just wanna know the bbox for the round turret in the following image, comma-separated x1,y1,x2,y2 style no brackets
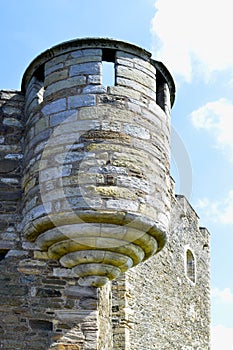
21,38,175,287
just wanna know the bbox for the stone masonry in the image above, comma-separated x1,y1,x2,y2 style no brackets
0,38,210,349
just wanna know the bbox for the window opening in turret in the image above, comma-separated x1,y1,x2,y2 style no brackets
34,64,45,104
156,69,167,111
102,48,116,86
186,249,196,283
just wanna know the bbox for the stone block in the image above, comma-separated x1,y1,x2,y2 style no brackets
50,110,78,127
88,75,101,84
71,48,102,58
34,115,49,135
6,250,29,257
108,86,141,100
44,76,86,97
0,159,19,173
42,98,66,115
122,123,150,140
3,117,22,128
0,285,28,297
135,62,156,78
69,62,101,77
36,288,62,298
68,94,96,109
45,69,68,87
64,285,97,298
45,53,69,69
82,85,107,94
116,77,156,100
2,105,22,115
46,62,64,75
106,198,138,211
117,65,156,90
116,58,134,68
65,55,102,67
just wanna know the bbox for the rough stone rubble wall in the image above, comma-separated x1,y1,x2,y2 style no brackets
0,91,24,257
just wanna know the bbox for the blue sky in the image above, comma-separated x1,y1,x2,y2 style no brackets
1,1,233,348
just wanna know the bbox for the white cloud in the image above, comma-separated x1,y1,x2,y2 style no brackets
151,0,233,82
196,197,218,221
191,99,233,224
196,191,233,225
211,325,233,350
219,191,233,224
190,98,233,162
212,288,233,304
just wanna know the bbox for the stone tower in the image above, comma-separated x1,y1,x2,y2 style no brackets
0,38,210,349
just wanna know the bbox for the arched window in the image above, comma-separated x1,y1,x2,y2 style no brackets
186,249,196,283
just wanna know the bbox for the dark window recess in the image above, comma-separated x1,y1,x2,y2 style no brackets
0,250,9,261
102,48,116,86
156,69,167,111
29,319,53,331
186,249,196,283
34,64,45,82
34,64,45,104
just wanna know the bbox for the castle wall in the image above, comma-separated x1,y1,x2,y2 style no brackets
0,90,24,258
112,195,210,350
0,38,210,350
0,256,100,349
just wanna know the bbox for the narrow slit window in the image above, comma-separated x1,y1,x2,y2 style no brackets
34,64,45,104
102,48,116,86
156,69,166,111
186,249,196,283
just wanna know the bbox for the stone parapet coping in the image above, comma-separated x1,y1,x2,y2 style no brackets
21,37,175,105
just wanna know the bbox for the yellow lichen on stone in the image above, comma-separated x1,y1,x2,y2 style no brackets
93,186,137,200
